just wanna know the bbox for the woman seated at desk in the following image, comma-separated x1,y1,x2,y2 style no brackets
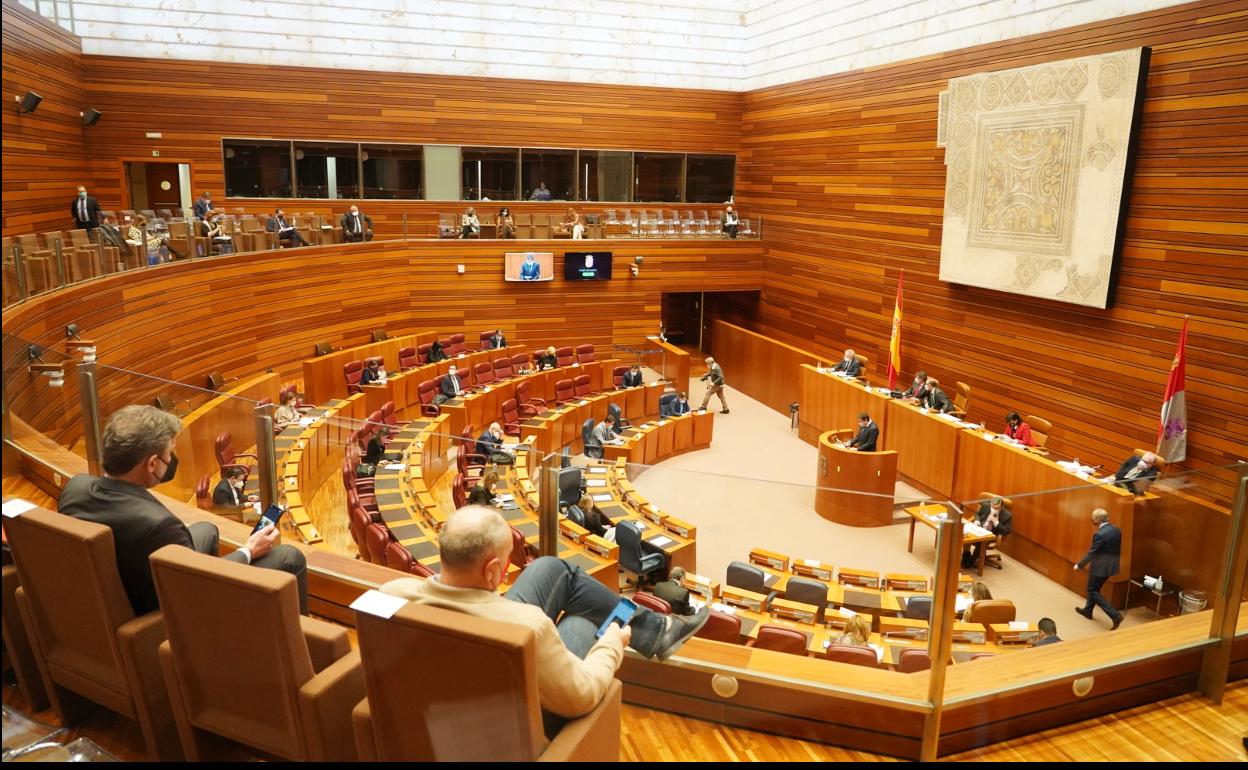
467,471,500,506
274,391,300,431
1004,412,1036,447
829,614,871,647
427,339,449,363
564,494,615,541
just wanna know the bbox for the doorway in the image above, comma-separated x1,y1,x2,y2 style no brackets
125,162,192,214
661,292,704,349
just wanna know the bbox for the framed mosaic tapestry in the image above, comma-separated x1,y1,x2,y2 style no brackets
937,48,1147,309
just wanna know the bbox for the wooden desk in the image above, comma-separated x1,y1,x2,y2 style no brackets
798,365,891,446
816,429,898,527
902,503,996,576
607,410,714,469
302,332,436,404
645,336,691,388
883,399,962,498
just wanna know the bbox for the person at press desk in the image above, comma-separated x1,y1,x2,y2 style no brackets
963,496,1012,569
830,349,862,377
1004,411,1036,447
620,364,644,389
920,377,955,413
842,412,879,452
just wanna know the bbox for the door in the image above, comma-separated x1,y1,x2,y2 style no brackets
125,162,186,213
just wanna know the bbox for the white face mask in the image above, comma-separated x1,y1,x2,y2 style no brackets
232,479,244,490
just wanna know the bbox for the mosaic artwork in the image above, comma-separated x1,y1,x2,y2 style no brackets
937,49,1144,309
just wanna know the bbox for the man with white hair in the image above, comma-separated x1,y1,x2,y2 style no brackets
1110,451,1159,495
699,356,728,414
381,506,708,726
1073,508,1123,630
830,349,862,377
341,205,373,243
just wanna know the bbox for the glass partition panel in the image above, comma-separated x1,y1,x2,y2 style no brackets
223,139,293,198
521,148,576,201
424,145,462,200
362,144,423,199
686,154,735,203
578,150,632,202
462,147,519,201
295,141,360,199
634,152,683,201
3,333,83,455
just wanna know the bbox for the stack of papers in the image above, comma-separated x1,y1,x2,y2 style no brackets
964,523,991,538
2,499,36,518
1008,621,1029,630
495,493,515,503
648,535,675,548
298,416,316,426
1056,460,1097,475
955,594,972,613
592,493,613,502
836,606,857,618
711,602,737,616
382,462,405,471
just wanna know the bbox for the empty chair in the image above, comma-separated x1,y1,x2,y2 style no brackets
897,648,932,673
573,374,592,398
6,507,183,760
493,356,514,379
448,333,466,355
344,360,364,394
352,602,620,761
962,599,1017,626
1,563,49,710
555,346,575,367
1025,414,1052,448
782,576,828,622
554,378,576,405
383,541,435,578
607,402,629,429
515,380,545,415
824,644,879,668
149,546,362,761
475,361,497,386
747,625,807,657
511,352,529,371
478,330,495,349
575,344,595,363
950,381,972,416
615,520,663,588
452,473,468,509
215,431,257,479
632,592,671,615
612,366,629,388
417,343,432,364
694,610,743,644
582,418,602,460
509,526,537,569
365,523,391,565
500,398,522,436
417,379,440,417
725,560,777,608
398,346,419,369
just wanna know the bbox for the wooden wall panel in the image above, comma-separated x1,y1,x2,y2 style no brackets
1,0,90,237
735,0,1248,505
2,239,763,443
74,55,743,234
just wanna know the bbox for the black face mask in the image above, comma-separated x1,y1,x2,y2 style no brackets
158,453,179,483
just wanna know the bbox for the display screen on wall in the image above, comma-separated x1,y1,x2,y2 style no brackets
564,252,613,280
504,252,554,282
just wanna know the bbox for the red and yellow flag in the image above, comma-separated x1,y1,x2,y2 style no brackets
887,271,904,390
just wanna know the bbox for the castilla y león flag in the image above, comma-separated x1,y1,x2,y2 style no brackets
1157,319,1188,462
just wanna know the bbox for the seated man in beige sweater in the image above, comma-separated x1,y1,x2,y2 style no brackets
381,506,708,728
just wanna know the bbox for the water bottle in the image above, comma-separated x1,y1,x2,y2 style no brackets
1157,575,1163,591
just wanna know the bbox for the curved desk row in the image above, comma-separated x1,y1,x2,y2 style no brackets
302,332,437,404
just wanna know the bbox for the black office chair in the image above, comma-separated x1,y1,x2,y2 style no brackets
582,418,602,459
903,596,933,621
725,560,777,609
608,402,629,429
658,392,679,417
560,446,572,469
616,520,664,589
783,576,829,623
564,504,586,528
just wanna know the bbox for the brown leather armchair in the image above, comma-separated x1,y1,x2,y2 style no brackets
352,601,621,761
150,545,363,761
7,506,182,761
962,599,1017,627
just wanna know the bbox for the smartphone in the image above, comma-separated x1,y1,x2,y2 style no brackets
252,503,286,534
595,597,638,639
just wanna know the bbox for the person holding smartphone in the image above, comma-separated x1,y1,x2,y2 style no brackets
381,506,708,731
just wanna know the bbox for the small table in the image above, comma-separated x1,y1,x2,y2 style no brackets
1125,576,1178,618
902,503,996,576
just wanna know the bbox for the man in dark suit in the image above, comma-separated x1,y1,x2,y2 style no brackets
485,329,507,349
440,367,464,400
621,364,643,388
341,205,374,243
1074,508,1123,630
1110,451,1159,495
670,392,692,416
830,349,862,377
921,377,954,413
844,411,879,451
476,422,503,459
964,496,1012,568
212,466,256,508
1033,617,1061,646
57,404,307,616
359,359,382,386
98,215,126,249
70,185,102,234
266,208,308,247
900,370,928,402
192,191,214,220
653,566,696,616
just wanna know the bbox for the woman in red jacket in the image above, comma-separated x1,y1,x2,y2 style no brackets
1005,411,1036,446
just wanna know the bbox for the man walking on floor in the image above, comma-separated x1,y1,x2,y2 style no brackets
699,356,729,414
1073,508,1123,630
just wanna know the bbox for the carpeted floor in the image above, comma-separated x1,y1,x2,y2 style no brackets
627,374,1146,642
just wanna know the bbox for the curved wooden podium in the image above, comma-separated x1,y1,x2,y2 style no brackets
815,429,898,527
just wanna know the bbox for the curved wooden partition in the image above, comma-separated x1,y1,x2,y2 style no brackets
815,429,898,527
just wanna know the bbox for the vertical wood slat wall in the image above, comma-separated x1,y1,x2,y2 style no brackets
734,0,1248,500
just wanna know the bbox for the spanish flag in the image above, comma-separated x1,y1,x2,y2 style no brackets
1157,318,1188,462
887,271,903,390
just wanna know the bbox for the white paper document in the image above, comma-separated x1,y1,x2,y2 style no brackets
592,493,613,502
350,590,408,619
2,498,36,518
585,479,607,488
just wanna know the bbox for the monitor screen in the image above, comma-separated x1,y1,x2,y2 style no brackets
564,252,612,280
505,252,554,282
557,467,583,507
